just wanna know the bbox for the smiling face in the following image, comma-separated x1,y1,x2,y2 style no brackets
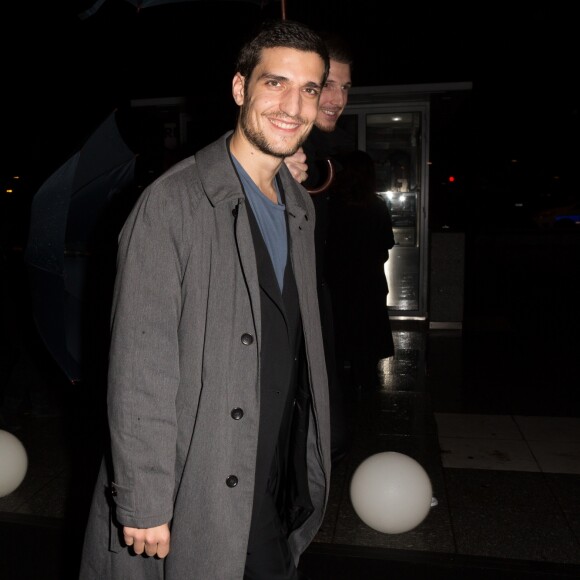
232,47,326,159
316,59,352,132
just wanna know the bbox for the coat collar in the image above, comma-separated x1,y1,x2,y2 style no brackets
194,131,311,225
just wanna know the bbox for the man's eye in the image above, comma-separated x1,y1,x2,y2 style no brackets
305,88,320,96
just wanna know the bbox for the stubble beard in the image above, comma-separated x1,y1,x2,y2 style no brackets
240,100,307,159
315,115,339,133
316,121,337,133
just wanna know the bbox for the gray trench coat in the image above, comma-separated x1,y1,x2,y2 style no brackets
79,132,331,579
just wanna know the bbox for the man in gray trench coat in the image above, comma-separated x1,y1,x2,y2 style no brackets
79,19,331,580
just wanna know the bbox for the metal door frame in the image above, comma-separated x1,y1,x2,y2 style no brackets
342,82,472,321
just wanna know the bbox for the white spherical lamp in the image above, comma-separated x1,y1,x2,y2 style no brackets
0,429,28,497
349,451,432,534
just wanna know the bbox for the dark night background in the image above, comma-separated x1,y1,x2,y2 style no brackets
1,0,579,325
3,1,578,210
1,6,579,578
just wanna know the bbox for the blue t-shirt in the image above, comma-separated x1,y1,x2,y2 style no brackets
232,156,288,291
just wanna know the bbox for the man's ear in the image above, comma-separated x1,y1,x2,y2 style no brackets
232,73,245,106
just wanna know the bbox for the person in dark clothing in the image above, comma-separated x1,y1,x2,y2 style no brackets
79,20,331,580
284,31,353,464
284,30,354,190
324,149,396,391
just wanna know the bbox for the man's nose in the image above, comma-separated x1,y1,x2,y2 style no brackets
280,88,302,117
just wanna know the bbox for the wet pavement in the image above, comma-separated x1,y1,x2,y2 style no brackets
1,230,580,579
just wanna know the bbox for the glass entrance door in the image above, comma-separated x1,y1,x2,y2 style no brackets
338,104,429,319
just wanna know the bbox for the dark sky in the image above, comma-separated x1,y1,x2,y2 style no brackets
3,1,577,200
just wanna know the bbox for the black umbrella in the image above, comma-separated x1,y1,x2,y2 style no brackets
24,110,137,384
79,0,277,19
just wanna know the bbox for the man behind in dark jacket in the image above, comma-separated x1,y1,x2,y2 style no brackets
285,31,354,464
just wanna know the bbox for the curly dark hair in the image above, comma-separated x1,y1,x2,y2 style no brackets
235,19,330,82
318,30,354,67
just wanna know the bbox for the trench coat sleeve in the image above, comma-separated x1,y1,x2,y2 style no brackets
106,171,196,530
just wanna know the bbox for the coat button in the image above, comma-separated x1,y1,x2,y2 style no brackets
110,485,117,497
231,407,244,420
232,206,238,218
241,333,254,345
226,475,239,488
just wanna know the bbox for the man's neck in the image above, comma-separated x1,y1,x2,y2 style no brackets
229,129,283,203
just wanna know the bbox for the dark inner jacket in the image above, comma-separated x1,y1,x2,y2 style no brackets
243,176,314,549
